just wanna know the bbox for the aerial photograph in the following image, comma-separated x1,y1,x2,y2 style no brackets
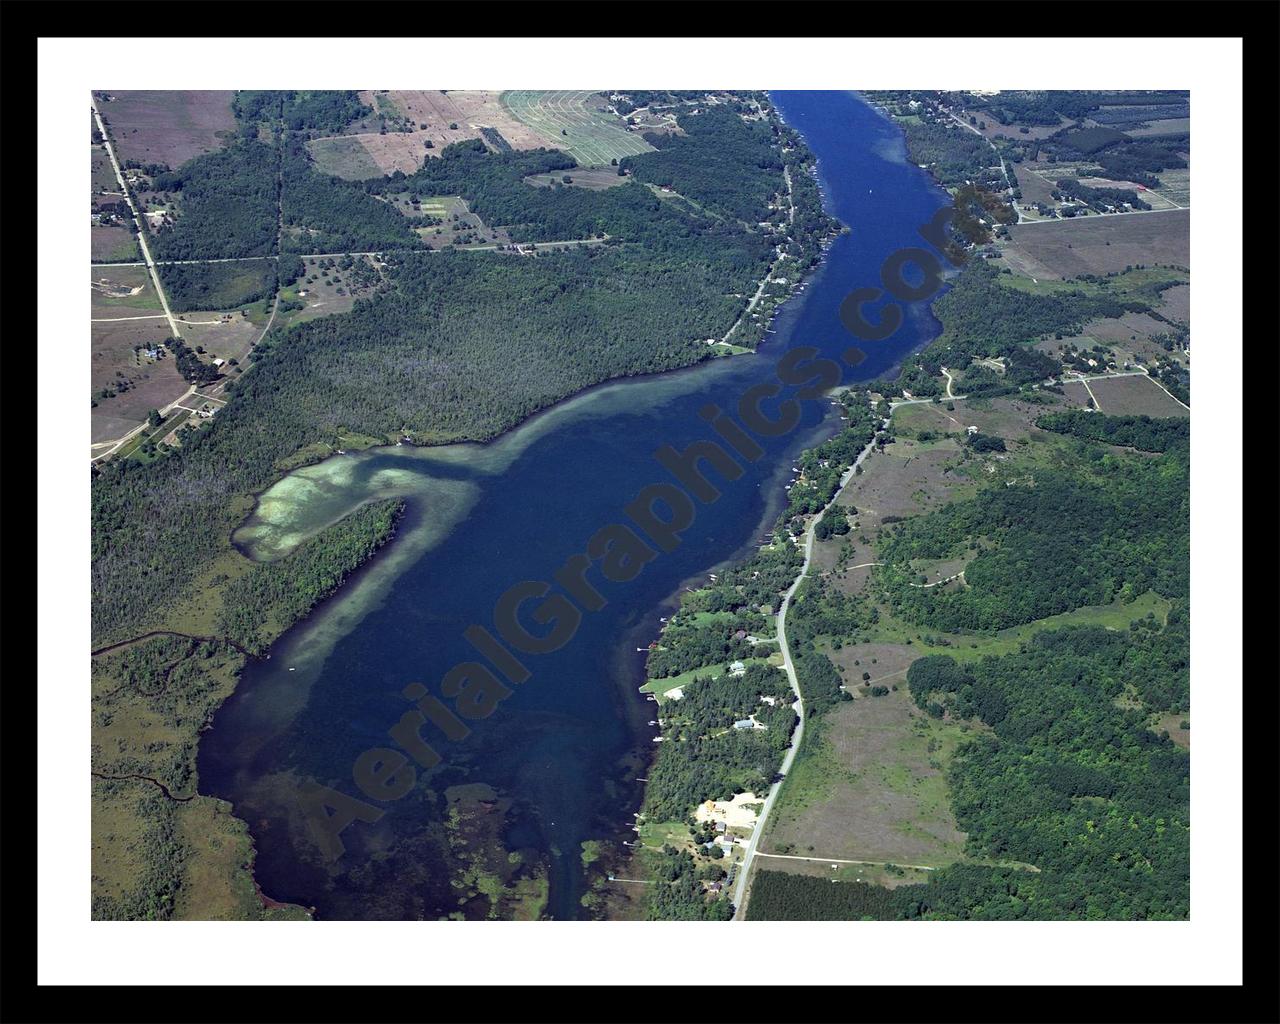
88,87,1192,924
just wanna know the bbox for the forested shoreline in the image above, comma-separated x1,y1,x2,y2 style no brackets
92,91,835,649
91,91,842,922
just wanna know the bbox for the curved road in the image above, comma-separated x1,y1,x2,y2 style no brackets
731,414,886,917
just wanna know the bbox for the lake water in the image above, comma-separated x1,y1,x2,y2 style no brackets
198,91,951,920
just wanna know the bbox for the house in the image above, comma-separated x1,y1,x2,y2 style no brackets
212,358,226,367
733,718,756,730
733,629,748,642
729,661,746,676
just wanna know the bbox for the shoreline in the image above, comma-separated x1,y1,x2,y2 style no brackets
629,94,961,915
179,95,845,921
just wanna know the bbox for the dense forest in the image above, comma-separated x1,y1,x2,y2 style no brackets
621,106,784,223
159,261,277,312
1036,410,1189,452
899,118,1002,190
233,90,370,134
149,140,279,261
91,98,837,651
281,136,422,254
910,624,1189,917
877,448,1189,632
746,870,912,920
218,499,404,653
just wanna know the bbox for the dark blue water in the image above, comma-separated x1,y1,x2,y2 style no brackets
198,91,951,920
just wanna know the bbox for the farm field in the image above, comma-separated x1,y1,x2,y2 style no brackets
95,90,237,168
1158,282,1190,324
501,90,655,166
1004,208,1189,279
1083,373,1189,417
90,325,187,445
308,90,551,179
92,147,120,192
1012,162,1057,208
91,225,139,262
1154,167,1191,207
384,89,547,151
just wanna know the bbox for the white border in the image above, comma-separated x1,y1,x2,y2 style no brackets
40,36,1242,986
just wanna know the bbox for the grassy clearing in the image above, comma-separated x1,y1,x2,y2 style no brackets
996,264,1187,299
306,135,384,180
861,590,1172,665
91,265,163,312
763,690,973,867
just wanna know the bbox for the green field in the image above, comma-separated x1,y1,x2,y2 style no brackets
862,590,1172,665
501,90,655,167
306,135,383,181
996,264,1188,300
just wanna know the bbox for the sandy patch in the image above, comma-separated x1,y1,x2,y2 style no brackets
695,792,761,830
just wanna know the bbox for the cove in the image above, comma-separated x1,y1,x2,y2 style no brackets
197,91,952,920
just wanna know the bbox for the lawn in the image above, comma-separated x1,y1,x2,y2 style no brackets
639,656,776,699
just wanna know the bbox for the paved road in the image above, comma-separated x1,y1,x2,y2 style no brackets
91,98,181,339
731,415,886,917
